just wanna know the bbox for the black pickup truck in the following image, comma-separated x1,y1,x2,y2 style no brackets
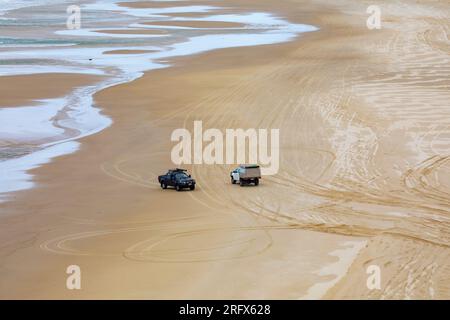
158,168,196,191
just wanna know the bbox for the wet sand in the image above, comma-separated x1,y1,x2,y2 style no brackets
0,73,103,107
94,29,168,35
141,21,245,29
0,0,449,299
103,49,158,55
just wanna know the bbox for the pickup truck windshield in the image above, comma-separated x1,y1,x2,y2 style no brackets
175,173,189,179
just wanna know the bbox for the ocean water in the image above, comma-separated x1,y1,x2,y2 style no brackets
0,0,318,202
0,0,67,15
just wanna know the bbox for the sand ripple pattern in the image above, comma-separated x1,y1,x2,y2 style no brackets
35,0,450,299
170,1,450,298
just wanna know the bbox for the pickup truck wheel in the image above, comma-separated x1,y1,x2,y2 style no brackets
161,182,167,189
231,177,236,184
240,180,245,187
190,185,195,190
254,178,259,186
176,185,181,192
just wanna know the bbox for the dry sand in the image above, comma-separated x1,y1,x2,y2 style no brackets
0,0,449,299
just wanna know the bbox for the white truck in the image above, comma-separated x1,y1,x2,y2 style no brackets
230,164,261,186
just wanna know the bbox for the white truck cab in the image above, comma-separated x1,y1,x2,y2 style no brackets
230,164,261,186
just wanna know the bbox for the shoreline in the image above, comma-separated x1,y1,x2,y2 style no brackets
1,0,449,299
0,0,318,203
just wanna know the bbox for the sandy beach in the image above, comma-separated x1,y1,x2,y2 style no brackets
0,74,104,108
0,0,449,299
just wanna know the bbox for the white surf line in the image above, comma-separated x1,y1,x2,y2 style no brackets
180,11,300,27
0,65,106,77
300,240,367,299
0,141,80,203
